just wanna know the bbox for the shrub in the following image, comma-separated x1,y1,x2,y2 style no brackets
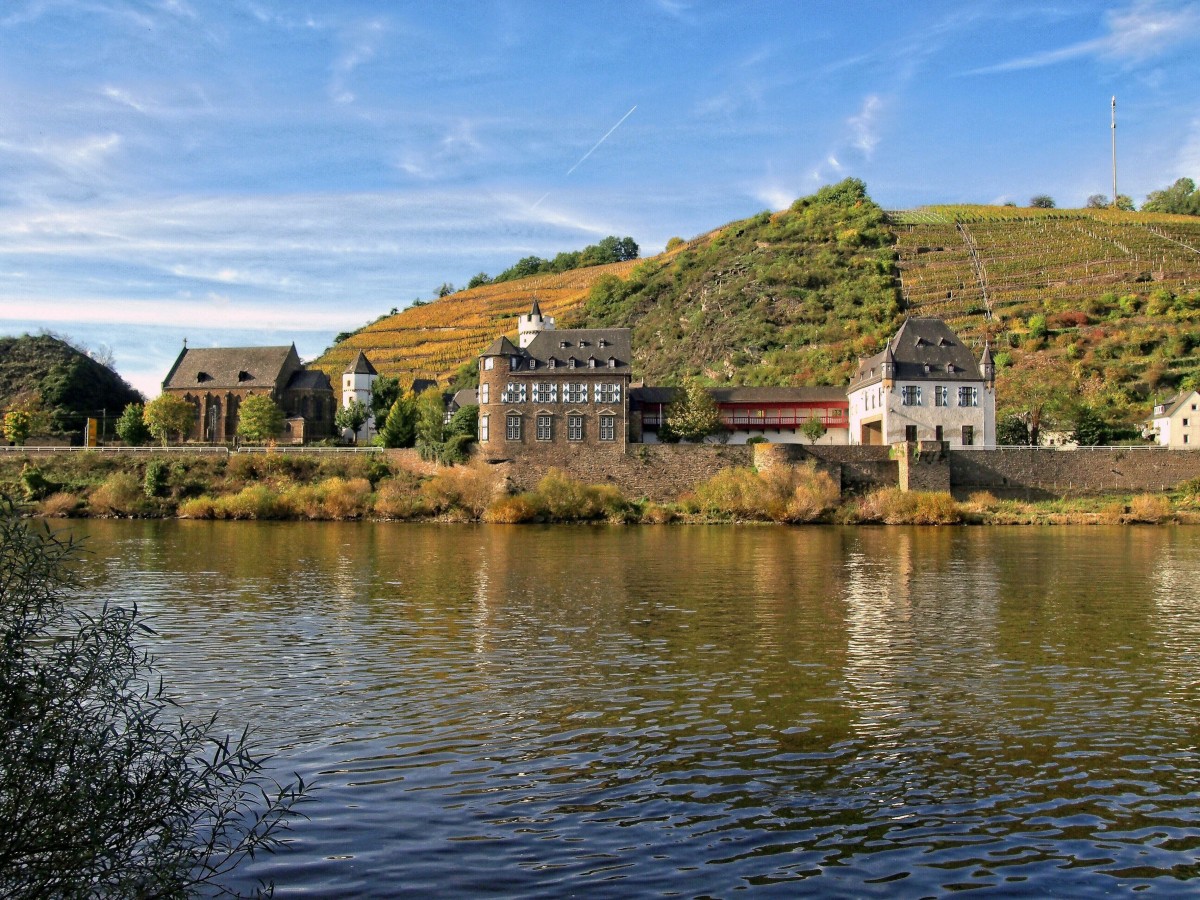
422,460,497,519
691,462,838,522
482,494,541,524
533,469,628,521
374,476,428,519
177,496,218,519
213,484,290,520
0,499,307,897
640,503,678,524
855,488,961,524
966,491,1001,511
143,459,169,498
89,472,145,516
439,433,475,465
18,464,57,502
1127,493,1171,524
38,491,82,517
318,477,372,520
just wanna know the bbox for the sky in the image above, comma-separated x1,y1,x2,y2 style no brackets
2,0,1199,397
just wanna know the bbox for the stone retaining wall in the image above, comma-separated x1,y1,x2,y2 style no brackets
949,449,1200,497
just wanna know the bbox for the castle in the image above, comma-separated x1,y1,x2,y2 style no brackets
477,301,996,461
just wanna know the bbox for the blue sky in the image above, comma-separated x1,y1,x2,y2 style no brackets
2,0,1198,397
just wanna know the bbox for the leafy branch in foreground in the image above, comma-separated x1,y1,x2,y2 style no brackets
0,499,308,898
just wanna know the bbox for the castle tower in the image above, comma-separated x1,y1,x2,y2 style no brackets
518,298,554,348
342,351,378,442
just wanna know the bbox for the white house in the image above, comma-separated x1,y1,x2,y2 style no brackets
341,351,378,443
847,318,995,447
1146,390,1200,447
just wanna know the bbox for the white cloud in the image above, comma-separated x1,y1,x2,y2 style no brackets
968,0,1200,74
847,94,883,157
329,18,387,104
0,297,350,331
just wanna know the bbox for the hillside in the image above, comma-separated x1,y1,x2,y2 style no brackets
314,182,1200,430
0,334,143,437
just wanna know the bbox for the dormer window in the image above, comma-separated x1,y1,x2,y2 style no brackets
578,339,587,348
549,357,557,369
598,339,608,348
923,364,931,374
529,359,537,370
238,370,253,382
608,357,616,368
510,356,520,370
945,363,956,373
560,341,569,348
197,371,211,383
939,337,952,347
588,357,596,368
569,358,577,369
915,337,928,346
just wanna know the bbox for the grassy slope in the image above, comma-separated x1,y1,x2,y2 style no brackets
314,186,1200,428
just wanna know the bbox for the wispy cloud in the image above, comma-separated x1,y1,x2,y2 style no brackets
847,94,883,157
329,17,387,104
968,0,1200,74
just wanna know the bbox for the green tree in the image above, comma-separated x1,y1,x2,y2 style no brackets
800,417,826,444
996,414,1031,446
114,402,151,446
335,398,370,444
467,272,492,289
378,394,417,448
142,395,195,446
662,380,723,443
414,386,446,447
1142,177,1200,216
435,282,455,298
3,409,33,446
1027,314,1048,340
371,375,401,420
1030,194,1056,209
447,403,478,440
1070,404,1109,446
236,394,285,443
1086,193,1108,209
0,500,307,897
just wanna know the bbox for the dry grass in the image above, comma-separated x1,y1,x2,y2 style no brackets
422,460,499,519
38,491,82,517
482,494,541,524
1126,493,1172,524
88,473,145,516
374,476,429,519
854,488,962,525
691,462,838,523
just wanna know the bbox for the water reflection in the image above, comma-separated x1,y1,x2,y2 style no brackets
66,521,1200,897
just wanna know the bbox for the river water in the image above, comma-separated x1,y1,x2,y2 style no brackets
67,521,1200,897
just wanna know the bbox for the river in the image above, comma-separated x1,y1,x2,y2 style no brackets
67,521,1200,897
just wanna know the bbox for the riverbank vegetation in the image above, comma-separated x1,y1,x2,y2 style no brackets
4,452,1199,526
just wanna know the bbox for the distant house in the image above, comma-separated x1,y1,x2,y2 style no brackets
847,318,995,447
341,351,379,443
161,343,334,443
1146,390,1200,447
633,386,849,444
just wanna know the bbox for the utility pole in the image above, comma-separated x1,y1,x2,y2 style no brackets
1111,96,1118,208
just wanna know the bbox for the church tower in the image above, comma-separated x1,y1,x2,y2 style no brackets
342,351,378,442
518,298,554,348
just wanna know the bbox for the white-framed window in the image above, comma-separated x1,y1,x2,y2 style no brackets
510,356,520,370
501,382,527,403
483,357,494,371
595,383,621,404
568,414,583,441
600,415,615,441
536,414,552,441
901,385,921,406
533,381,557,404
563,382,586,404
934,385,948,407
506,414,522,441
958,386,978,407
480,414,489,442
480,383,489,404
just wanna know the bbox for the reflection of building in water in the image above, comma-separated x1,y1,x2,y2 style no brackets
839,530,1003,744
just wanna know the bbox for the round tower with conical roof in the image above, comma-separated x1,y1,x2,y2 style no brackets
518,298,554,348
342,351,379,442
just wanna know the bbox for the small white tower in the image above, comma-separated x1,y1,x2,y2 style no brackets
342,351,379,442
518,298,555,348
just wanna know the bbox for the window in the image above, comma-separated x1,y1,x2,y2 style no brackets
608,357,616,368
506,414,522,441
958,386,979,407
569,358,577,369
480,414,489,442
934,385,948,407
533,381,557,404
568,414,583,441
510,356,519,370
901,386,921,406
1187,435,1191,445
595,383,622,404
588,358,596,368
935,425,944,442
501,382,527,403
563,382,586,404
962,425,974,446
600,415,615,441
484,357,494,371
536,414,552,441
480,383,489,404
529,359,537,370
1185,418,1191,427
905,425,917,442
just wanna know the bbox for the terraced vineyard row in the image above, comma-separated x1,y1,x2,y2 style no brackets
893,207,1200,330
313,259,640,386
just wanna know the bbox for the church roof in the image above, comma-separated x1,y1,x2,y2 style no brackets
849,318,984,389
162,345,298,391
345,351,378,376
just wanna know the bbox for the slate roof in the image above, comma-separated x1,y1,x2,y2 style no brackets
286,369,333,391
849,318,984,389
162,345,298,391
345,351,378,376
484,328,634,375
450,388,478,410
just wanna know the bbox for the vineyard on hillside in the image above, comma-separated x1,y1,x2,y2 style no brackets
313,259,641,387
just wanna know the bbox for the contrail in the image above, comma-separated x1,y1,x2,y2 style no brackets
565,105,637,176
531,105,637,210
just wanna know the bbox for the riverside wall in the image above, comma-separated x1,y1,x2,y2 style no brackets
949,448,1200,498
